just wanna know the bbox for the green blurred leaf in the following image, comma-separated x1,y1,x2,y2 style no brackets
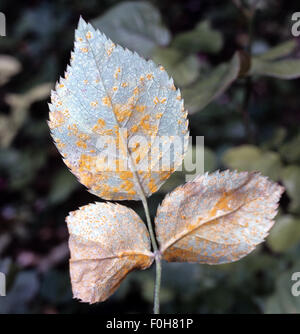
171,20,223,54
158,171,186,194
0,55,22,86
267,215,300,252
138,269,174,305
281,165,300,214
48,169,78,205
0,271,39,314
183,53,240,114
222,145,283,181
265,262,300,314
250,58,300,79
0,82,52,148
204,147,217,172
40,270,72,304
279,134,300,163
256,40,297,61
92,1,170,58
261,127,287,150
0,148,47,190
152,47,200,86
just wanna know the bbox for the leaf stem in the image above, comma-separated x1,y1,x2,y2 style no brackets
141,196,162,314
141,197,158,252
154,251,162,314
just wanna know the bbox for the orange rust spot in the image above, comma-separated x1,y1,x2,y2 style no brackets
136,105,146,113
62,109,70,118
131,125,139,133
49,110,65,129
92,118,106,135
55,138,65,150
67,124,78,136
77,133,90,141
106,43,115,56
139,114,158,135
102,96,111,107
209,192,232,217
114,67,121,79
135,156,141,164
86,31,92,39
98,184,112,197
81,47,88,53
79,154,96,172
120,180,136,195
148,178,157,193
90,101,98,107
153,97,159,105
121,82,128,88
131,142,140,153
76,140,87,149
119,171,133,180
159,169,174,181
140,114,150,131
113,104,132,123
146,73,154,80
79,172,94,188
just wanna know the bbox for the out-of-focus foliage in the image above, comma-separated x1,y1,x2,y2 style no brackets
0,0,300,314
182,53,240,113
92,1,170,57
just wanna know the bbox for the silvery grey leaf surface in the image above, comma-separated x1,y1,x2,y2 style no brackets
66,202,154,303
155,170,284,264
48,17,189,201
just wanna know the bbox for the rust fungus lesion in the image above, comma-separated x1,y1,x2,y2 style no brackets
153,97,159,105
76,140,87,149
48,110,65,129
101,96,112,107
106,43,116,56
146,73,154,80
136,105,146,113
92,118,106,134
90,101,98,107
113,104,132,123
114,67,121,80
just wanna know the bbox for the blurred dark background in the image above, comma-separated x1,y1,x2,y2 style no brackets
0,0,300,314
